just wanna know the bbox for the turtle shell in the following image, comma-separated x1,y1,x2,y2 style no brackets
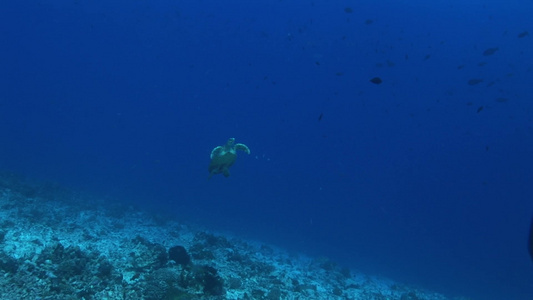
208,152,237,177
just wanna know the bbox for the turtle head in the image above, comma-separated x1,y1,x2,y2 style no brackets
225,138,235,149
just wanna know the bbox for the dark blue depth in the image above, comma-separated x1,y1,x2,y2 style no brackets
1,1,532,299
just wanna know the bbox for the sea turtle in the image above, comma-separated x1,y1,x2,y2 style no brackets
208,138,250,178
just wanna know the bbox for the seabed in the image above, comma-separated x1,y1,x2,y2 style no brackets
0,175,466,300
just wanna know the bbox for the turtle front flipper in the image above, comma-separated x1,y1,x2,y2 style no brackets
234,143,250,155
210,146,223,159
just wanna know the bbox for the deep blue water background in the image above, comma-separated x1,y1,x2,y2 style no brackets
1,0,532,299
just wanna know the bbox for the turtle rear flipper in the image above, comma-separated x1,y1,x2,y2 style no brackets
235,143,250,155
223,168,231,177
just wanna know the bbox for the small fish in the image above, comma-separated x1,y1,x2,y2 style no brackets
365,19,374,25
518,31,529,38
344,7,353,13
477,106,484,113
318,113,323,121
468,79,483,86
483,47,499,56
369,77,382,84
495,97,509,103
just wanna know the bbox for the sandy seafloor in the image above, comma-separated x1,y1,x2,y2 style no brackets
0,175,468,300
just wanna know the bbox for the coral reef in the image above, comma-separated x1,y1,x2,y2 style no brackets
0,175,459,300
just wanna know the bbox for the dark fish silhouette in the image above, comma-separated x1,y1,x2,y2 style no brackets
483,47,499,56
518,31,529,38
529,216,533,262
370,77,382,84
468,79,483,86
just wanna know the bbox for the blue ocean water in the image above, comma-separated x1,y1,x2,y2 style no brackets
1,0,532,299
